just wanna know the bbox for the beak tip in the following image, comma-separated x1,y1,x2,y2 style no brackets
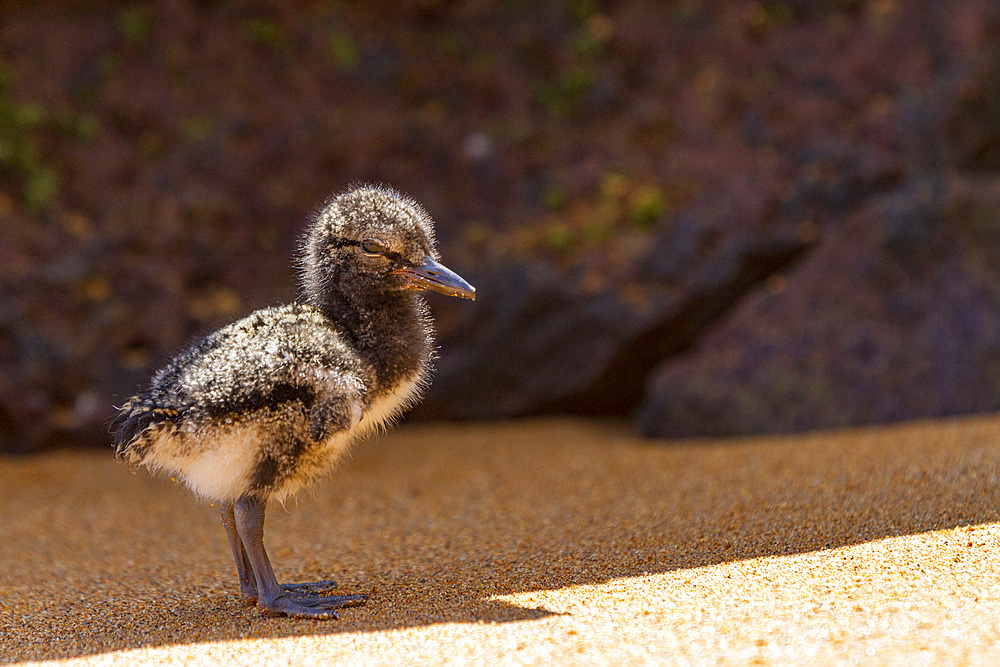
396,257,477,302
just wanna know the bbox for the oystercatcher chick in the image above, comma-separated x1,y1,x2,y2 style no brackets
113,186,475,619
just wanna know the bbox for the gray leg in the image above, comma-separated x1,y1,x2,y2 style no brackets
232,496,368,619
221,504,338,602
220,504,258,604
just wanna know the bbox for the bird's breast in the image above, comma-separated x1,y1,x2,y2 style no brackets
357,372,425,434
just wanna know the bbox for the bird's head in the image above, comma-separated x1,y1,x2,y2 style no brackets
301,185,476,305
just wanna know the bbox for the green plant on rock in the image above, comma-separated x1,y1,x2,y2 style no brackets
0,69,59,212
542,222,576,255
117,6,154,45
525,170,677,260
629,183,667,229
534,2,613,117
179,116,213,141
536,66,596,117
55,113,99,142
543,183,568,212
243,18,290,58
328,31,359,70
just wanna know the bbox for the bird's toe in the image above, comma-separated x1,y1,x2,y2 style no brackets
262,592,368,618
279,579,339,597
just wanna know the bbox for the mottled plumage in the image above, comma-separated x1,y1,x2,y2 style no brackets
112,185,474,618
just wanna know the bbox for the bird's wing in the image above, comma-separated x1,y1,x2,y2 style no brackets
164,306,369,424
115,305,370,459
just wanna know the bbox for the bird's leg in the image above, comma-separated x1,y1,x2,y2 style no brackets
220,504,258,604
232,496,369,619
222,503,339,601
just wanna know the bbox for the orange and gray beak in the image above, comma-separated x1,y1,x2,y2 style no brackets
393,256,476,300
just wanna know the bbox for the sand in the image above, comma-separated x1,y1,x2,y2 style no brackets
2,416,1000,665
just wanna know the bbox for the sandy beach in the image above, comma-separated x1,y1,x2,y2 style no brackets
3,417,1000,665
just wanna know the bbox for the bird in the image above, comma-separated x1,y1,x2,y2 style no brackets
112,185,475,619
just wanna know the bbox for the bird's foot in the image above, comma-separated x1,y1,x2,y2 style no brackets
240,581,344,607
279,579,339,597
261,591,369,619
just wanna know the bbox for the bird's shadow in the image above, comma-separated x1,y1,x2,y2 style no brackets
3,417,1000,662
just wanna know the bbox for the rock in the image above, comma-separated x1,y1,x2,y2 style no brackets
948,11,1000,171
3,0,1000,452
417,229,808,419
636,177,1000,438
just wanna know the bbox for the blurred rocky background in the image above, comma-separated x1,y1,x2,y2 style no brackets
2,0,1000,453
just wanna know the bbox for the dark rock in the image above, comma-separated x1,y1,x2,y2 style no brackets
948,10,1000,171
417,230,808,419
881,177,945,262
2,1,1000,452
636,178,1000,438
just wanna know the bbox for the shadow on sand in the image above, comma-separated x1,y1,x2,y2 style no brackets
3,417,999,662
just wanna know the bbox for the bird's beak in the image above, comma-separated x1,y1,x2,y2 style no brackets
393,256,476,300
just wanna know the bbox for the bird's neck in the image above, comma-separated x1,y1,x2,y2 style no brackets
312,288,431,395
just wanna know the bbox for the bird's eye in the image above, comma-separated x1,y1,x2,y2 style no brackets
361,240,388,255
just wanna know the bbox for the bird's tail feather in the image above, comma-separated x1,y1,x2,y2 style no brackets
111,396,181,460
